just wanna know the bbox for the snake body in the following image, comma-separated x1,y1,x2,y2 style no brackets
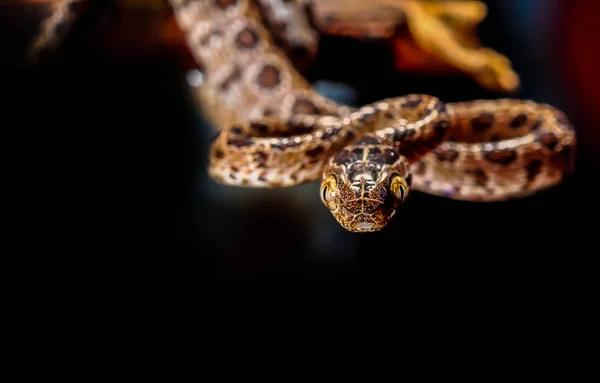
30,0,576,232
168,0,576,232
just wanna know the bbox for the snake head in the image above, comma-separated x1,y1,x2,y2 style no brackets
320,146,411,233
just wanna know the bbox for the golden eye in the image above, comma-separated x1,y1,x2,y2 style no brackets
320,175,338,210
389,173,409,207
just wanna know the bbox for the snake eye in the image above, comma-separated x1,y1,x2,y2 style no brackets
320,175,338,210
321,185,329,203
389,173,409,207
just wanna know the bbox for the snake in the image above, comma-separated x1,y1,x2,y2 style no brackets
29,0,577,232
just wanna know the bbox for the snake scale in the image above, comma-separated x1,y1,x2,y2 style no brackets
31,0,577,232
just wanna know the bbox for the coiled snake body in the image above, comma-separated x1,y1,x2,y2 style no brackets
32,0,577,232
167,0,576,232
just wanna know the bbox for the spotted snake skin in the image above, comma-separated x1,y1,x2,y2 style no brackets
166,0,576,232
31,0,577,232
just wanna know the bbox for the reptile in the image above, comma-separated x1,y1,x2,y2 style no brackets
26,0,577,232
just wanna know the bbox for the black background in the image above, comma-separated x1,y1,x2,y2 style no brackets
5,0,598,294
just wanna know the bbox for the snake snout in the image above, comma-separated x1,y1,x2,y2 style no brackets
346,210,393,233
355,221,375,232
350,215,380,232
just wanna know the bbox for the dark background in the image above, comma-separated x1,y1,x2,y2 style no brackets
5,0,599,291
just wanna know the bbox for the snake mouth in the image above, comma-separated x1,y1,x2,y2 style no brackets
347,213,390,233
354,221,378,232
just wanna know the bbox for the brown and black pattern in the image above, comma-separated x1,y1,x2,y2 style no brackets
219,66,243,91
215,0,238,9
530,119,543,131
168,0,577,231
525,159,542,183
470,112,495,134
483,147,518,165
321,126,342,140
249,122,269,135
393,118,449,162
355,136,381,145
433,147,459,163
433,120,450,141
468,168,489,187
509,113,528,129
306,146,324,157
254,0,319,70
555,111,571,127
235,27,260,49
434,100,448,115
332,148,360,167
363,145,401,167
393,128,416,142
402,99,423,109
226,136,254,148
270,141,290,150
292,99,320,115
252,151,269,167
539,132,558,151
214,148,225,159
256,64,282,88
230,125,245,135
200,28,225,46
